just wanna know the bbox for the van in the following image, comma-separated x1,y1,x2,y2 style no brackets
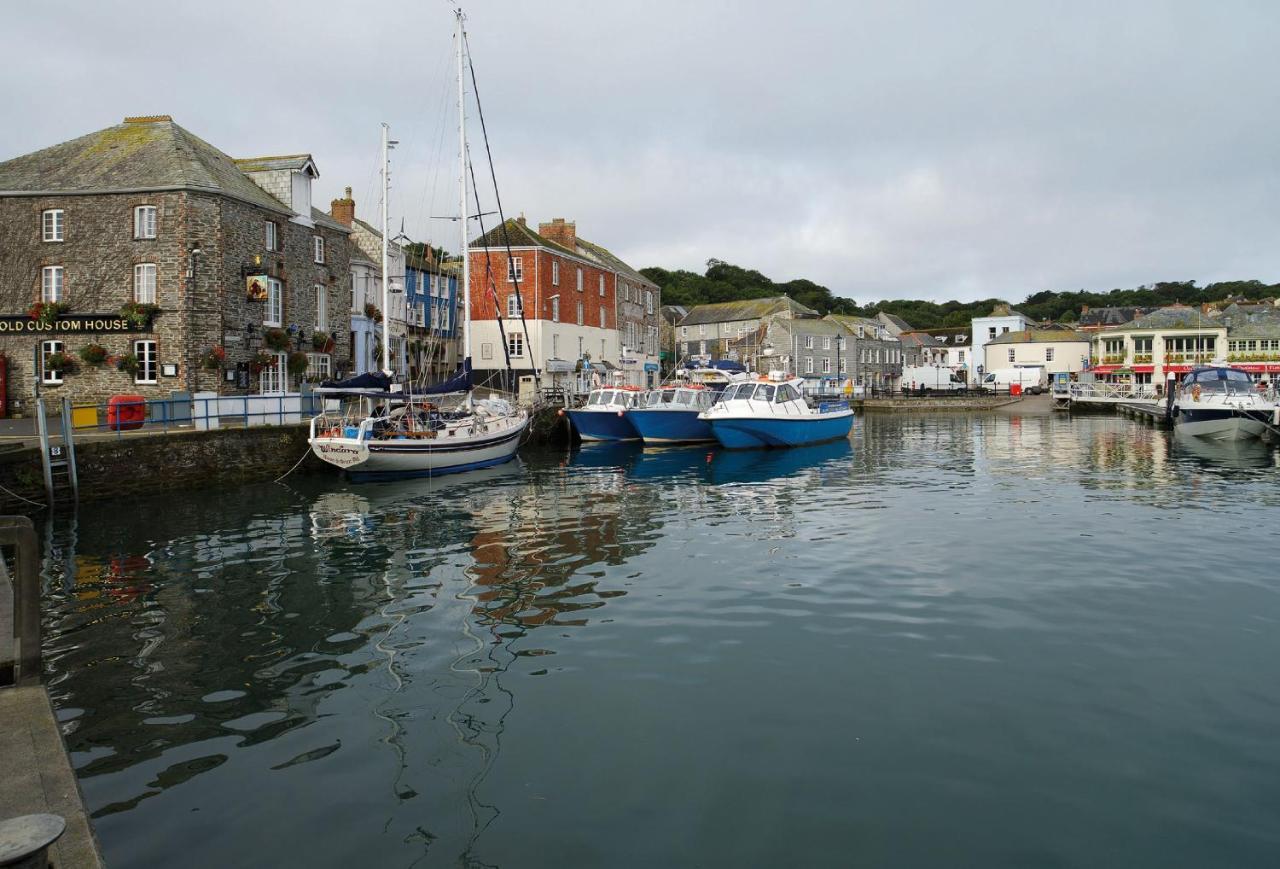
902,365,965,393
981,367,1046,394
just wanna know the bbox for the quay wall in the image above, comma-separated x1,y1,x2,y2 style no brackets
0,404,573,514
856,396,1021,412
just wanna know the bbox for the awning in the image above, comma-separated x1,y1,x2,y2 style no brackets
545,358,574,373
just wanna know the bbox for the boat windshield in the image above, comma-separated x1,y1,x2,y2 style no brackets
1182,368,1254,394
775,383,800,402
754,384,777,401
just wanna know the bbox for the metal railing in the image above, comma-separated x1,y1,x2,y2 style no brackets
0,516,40,687
64,391,324,439
1064,382,1159,402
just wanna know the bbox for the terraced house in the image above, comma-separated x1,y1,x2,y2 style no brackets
676,296,817,365
0,115,352,412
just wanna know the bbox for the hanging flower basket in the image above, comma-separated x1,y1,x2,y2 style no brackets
263,328,291,351
79,343,108,367
119,302,159,329
248,351,275,375
200,346,227,371
28,301,68,327
364,303,382,323
114,353,139,375
44,351,77,374
310,330,334,352
287,351,309,376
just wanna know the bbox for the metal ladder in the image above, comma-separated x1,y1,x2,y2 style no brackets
35,398,79,508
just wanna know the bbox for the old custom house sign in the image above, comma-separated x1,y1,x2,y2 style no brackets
0,314,153,334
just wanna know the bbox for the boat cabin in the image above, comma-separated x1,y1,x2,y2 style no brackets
584,386,644,410
643,385,716,411
1179,366,1256,397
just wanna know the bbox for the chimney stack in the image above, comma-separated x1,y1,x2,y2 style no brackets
516,213,527,227
538,217,576,250
330,186,355,227
1080,305,1090,315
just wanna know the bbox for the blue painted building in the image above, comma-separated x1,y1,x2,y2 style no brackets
404,254,463,383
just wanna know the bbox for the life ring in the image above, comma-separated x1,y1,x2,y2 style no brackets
1191,384,1202,402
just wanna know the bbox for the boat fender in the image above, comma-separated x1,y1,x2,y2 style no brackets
557,408,565,416
617,410,625,417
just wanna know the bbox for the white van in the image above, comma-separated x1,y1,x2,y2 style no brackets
981,366,1046,394
902,365,965,393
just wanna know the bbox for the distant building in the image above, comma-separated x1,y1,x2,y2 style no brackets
897,331,946,367
917,327,973,375
824,314,903,389
0,115,352,410
984,329,1091,377
676,296,817,365
403,249,462,383
1076,305,1153,332
1088,305,1227,386
328,187,406,377
875,311,913,337
970,304,1033,384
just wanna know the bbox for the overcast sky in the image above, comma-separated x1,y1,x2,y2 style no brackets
4,0,1278,304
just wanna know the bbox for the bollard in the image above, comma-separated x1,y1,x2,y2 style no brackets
0,814,65,868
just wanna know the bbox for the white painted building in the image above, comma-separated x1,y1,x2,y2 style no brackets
971,305,1033,384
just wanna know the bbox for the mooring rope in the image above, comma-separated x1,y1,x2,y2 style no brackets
272,445,313,484
0,481,46,508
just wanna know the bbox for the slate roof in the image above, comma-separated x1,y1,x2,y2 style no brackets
0,116,294,215
311,207,351,234
773,316,852,337
877,312,913,331
916,327,973,347
576,238,656,288
898,331,942,348
985,329,1089,345
233,154,315,173
1119,306,1222,331
826,314,898,339
1217,303,1280,339
1078,306,1151,328
471,218,578,257
678,296,818,327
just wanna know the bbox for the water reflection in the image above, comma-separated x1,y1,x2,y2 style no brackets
37,409,1280,869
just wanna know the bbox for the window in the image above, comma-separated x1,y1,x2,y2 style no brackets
1008,348,1016,363
313,235,325,264
599,274,605,296
134,339,158,384
506,294,523,318
507,257,523,283
989,327,996,340
259,352,286,394
481,343,493,360
265,277,283,326
839,357,847,373
958,350,966,363
699,340,707,355
42,209,64,242
822,357,832,373
682,326,688,338
507,332,524,357
265,220,279,251
645,291,653,314
1002,326,1010,333
307,353,332,379
804,335,814,349
41,340,64,385
315,284,328,331
134,205,157,239
551,297,560,322
823,337,831,350
699,324,706,337
599,308,606,329
577,301,584,325
133,263,157,303
805,356,814,374
1046,347,1055,362
552,334,559,357
552,261,560,285
576,268,583,292
41,266,64,302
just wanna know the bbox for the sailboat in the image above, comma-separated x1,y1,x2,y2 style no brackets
309,9,529,481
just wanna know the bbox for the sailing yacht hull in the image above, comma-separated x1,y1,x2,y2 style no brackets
311,417,528,481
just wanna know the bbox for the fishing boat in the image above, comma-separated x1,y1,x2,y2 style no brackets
1173,365,1276,441
699,372,854,449
309,9,529,479
563,386,644,441
625,363,746,444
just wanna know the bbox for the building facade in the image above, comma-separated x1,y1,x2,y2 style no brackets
468,217,659,392
825,315,904,389
0,116,352,412
676,297,818,365
983,329,1092,377
403,252,462,383
970,304,1033,384
328,189,407,377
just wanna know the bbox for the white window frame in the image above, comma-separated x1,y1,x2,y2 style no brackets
265,220,279,252
645,291,653,314
313,235,325,264
133,263,157,304
823,336,831,350
41,340,64,385
306,352,332,379
823,357,832,373
576,268,583,292
805,356,814,374
507,257,523,283
315,284,328,331
805,335,814,349
41,266,65,303
1008,348,1016,363
699,340,707,355
577,301,584,326
134,339,158,385
259,352,287,394
507,332,524,358
551,296,560,322
682,326,688,338
134,205,157,239
42,209,64,242
599,308,606,329
552,260,560,285
599,274,605,297
506,294,523,318
265,277,283,326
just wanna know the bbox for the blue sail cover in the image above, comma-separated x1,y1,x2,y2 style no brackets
416,358,473,395
319,371,392,391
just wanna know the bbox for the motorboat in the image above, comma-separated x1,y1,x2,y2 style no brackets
626,366,745,444
1173,365,1277,441
699,372,855,449
564,386,645,441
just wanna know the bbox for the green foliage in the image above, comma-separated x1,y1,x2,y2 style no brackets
639,262,1280,330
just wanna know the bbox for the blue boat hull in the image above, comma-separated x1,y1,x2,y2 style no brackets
566,408,640,442
625,408,715,444
708,411,854,449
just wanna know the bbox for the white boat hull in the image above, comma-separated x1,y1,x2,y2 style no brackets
1175,413,1266,441
310,415,528,480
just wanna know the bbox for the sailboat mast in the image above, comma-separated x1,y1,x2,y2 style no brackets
380,122,393,377
456,9,471,366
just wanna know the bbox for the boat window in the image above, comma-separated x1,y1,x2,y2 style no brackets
776,384,799,402
587,391,603,406
754,384,776,401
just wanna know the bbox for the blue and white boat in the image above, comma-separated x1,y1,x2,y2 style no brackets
626,384,720,443
700,373,854,449
564,386,645,442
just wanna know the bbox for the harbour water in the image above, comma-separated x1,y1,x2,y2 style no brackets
39,408,1280,867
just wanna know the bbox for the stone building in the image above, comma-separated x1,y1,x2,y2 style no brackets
825,315,904,389
676,296,817,364
0,116,352,412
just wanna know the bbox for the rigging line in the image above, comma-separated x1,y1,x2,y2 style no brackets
462,25,542,391
467,147,516,389
272,444,313,484
415,31,456,249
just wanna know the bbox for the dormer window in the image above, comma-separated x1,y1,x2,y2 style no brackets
134,205,157,239
42,209,64,242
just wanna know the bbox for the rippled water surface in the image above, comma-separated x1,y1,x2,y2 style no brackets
39,410,1280,867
